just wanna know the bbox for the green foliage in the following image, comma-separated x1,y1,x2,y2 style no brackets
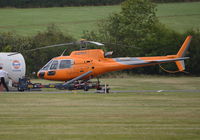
184,29,200,75
119,0,157,43
83,0,200,75
84,0,158,57
26,25,75,75
106,0,157,48
0,25,75,76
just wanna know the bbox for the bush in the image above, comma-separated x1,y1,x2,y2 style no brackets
0,25,75,76
183,29,200,75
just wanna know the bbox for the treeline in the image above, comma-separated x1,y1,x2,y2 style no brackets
0,0,200,8
153,0,200,2
0,0,124,8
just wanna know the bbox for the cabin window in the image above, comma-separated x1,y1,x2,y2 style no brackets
59,60,72,69
50,60,58,70
42,60,53,70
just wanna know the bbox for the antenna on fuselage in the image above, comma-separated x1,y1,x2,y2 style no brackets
79,39,87,50
60,49,67,56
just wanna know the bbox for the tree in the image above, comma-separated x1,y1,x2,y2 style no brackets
84,0,158,56
185,29,200,75
112,0,157,45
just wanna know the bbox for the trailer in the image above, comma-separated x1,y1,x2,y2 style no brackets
13,77,110,93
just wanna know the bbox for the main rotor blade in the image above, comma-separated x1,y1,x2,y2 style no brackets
26,42,74,52
86,41,104,46
103,42,140,49
7,40,104,56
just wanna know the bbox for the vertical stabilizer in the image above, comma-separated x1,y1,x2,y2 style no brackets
175,60,185,71
176,36,192,71
177,36,192,57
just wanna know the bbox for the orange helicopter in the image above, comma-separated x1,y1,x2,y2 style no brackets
31,36,192,90
8,36,192,91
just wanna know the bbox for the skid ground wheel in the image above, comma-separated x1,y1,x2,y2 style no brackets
106,89,110,93
84,86,89,91
97,87,102,90
18,87,24,92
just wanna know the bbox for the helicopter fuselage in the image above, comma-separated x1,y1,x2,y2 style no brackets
37,48,186,81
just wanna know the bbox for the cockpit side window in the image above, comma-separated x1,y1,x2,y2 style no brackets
50,60,58,70
59,60,72,69
42,60,53,70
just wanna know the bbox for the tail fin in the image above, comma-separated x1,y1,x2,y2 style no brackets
177,36,192,57
175,36,192,71
175,60,185,71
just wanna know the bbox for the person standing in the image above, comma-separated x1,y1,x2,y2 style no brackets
0,66,9,92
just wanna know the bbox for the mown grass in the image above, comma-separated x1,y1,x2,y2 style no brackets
0,2,200,38
0,77,199,140
0,6,120,38
157,2,200,33
0,92,199,140
101,76,200,90
32,76,200,91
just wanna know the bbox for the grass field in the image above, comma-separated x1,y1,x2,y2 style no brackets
0,6,119,38
157,2,200,33
34,75,200,91
0,2,200,38
0,77,200,140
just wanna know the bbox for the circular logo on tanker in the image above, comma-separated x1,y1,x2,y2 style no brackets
12,60,21,69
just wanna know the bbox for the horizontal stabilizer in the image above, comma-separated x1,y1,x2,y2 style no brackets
147,57,189,64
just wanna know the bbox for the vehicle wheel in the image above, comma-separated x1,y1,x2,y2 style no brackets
106,89,110,93
18,87,24,92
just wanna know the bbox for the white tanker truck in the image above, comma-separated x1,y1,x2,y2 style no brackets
0,52,44,91
0,53,26,84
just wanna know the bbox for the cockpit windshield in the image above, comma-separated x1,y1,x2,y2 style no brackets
41,60,53,70
50,60,58,70
59,60,72,69
41,59,73,71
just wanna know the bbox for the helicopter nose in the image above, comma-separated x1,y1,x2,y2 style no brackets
37,71,45,78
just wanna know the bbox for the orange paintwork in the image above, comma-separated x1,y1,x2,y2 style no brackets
37,36,192,81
